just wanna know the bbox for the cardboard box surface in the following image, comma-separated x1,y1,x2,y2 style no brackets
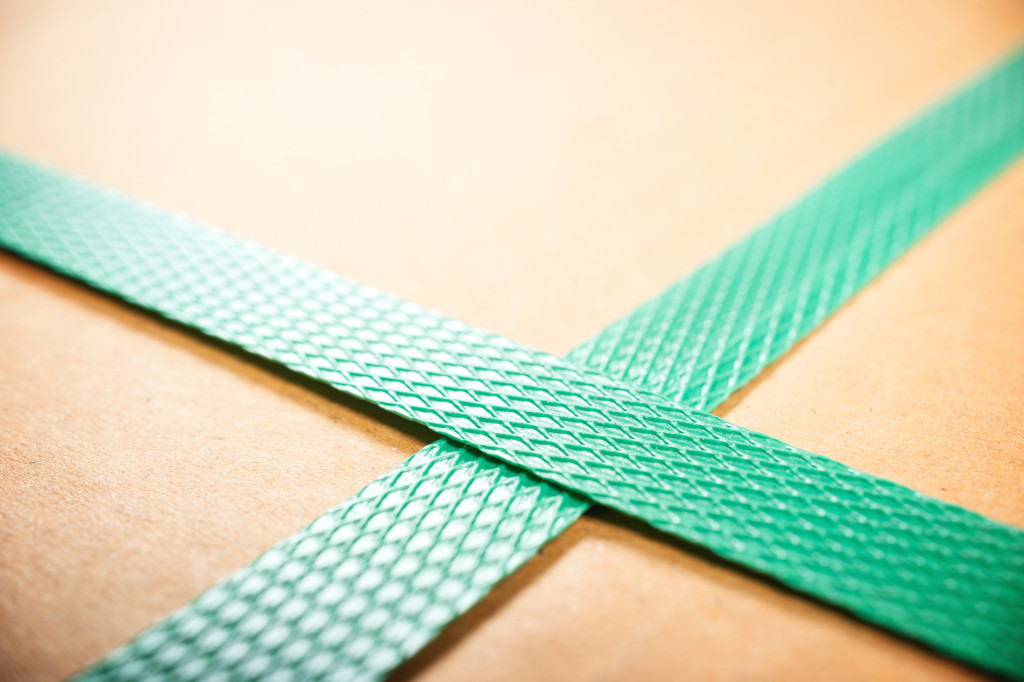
1,1,1022,680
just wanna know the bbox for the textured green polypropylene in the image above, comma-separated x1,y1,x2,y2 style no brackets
1,45,1023,682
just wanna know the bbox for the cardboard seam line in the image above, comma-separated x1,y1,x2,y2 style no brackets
0,43,1023,682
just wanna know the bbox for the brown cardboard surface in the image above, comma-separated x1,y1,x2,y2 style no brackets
0,1,1022,680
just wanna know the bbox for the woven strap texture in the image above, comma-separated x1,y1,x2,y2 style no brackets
1,46,1023,682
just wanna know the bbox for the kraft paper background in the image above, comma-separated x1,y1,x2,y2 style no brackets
1,1,1022,680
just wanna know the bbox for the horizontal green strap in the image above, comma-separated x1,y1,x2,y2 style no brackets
3,41,1024,677
3,44,1023,682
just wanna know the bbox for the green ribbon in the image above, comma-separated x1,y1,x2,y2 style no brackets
2,44,1023,682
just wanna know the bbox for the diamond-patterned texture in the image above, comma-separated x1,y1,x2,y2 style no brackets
0,45,1022,682
574,44,1024,410
88,441,588,682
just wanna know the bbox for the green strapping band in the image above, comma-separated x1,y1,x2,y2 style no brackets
1,45,1022,682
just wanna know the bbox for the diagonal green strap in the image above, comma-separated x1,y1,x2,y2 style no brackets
2,44,1023,682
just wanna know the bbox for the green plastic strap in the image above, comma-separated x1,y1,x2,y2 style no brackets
1,45,1023,681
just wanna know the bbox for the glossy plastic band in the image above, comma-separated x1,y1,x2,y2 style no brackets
2,45,1023,682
